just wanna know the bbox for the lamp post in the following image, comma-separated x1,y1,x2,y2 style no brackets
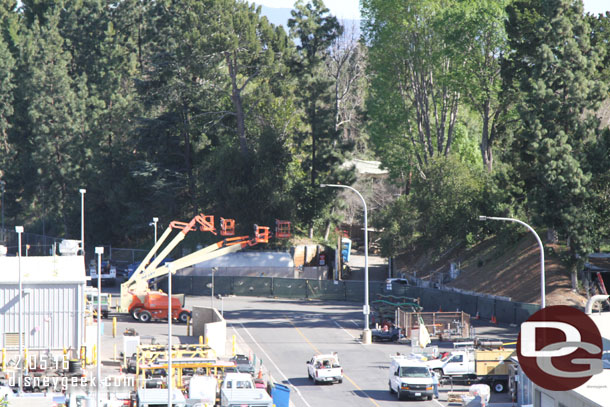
0,180,5,243
152,217,159,245
167,262,174,407
15,225,23,393
79,189,86,256
211,267,218,309
478,216,546,308
320,184,372,344
95,246,103,407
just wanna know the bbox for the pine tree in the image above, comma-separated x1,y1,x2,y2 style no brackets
503,0,607,281
288,0,354,237
12,8,89,235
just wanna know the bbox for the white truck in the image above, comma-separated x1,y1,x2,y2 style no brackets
426,347,514,393
89,260,117,286
388,355,435,401
220,372,273,407
306,353,343,384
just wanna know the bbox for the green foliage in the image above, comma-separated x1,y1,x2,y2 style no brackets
503,0,607,258
374,156,488,256
287,0,354,233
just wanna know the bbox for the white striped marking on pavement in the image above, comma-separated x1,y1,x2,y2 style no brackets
234,322,313,407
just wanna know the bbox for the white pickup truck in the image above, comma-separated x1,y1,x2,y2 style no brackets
220,372,273,407
306,353,343,384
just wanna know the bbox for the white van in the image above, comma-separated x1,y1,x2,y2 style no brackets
388,355,434,401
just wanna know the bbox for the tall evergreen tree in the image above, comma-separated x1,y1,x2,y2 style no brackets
288,0,354,237
503,0,607,284
12,8,89,235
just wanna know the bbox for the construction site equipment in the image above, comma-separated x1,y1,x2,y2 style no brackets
275,220,291,238
396,311,472,341
133,344,236,391
129,292,190,323
427,348,515,393
119,214,271,315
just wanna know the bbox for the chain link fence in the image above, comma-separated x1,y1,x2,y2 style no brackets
157,276,539,325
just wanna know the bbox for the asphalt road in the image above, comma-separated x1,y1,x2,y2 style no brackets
207,295,516,407
100,283,517,407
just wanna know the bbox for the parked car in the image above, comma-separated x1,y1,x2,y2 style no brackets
372,326,401,342
230,354,255,375
385,278,410,285
126,258,174,279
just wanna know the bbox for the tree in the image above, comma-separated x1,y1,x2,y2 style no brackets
12,8,89,235
325,22,368,153
288,0,354,237
362,0,462,176
503,0,607,285
441,0,514,172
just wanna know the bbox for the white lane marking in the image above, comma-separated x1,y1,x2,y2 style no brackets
236,322,313,407
350,319,360,327
334,320,355,338
433,398,444,406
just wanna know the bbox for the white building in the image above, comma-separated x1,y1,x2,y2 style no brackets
0,255,86,351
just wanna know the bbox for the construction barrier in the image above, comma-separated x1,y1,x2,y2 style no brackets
159,275,539,325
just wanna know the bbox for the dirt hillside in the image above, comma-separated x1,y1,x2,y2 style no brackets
395,235,587,308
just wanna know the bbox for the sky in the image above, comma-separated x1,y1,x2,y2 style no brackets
254,0,610,19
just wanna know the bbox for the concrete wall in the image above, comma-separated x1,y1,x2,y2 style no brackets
191,306,226,357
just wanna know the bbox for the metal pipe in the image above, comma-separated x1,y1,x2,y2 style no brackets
320,184,371,344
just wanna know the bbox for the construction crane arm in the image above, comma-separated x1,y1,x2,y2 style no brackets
119,225,269,312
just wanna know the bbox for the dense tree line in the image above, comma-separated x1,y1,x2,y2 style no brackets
0,0,359,252
366,0,610,289
1,0,610,289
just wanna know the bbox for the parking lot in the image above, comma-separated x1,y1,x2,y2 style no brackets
96,289,518,407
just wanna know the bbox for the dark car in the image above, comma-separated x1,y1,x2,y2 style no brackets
126,258,174,279
371,326,401,342
230,354,255,375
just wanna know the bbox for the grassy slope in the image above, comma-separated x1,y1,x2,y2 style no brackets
395,235,587,307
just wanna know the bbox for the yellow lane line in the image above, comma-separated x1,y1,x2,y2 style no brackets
286,319,382,407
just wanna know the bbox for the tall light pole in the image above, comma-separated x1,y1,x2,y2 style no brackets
79,189,86,256
95,246,104,407
479,216,546,308
167,262,174,407
0,180,5,243
152,217,159,245
320,184,372,344
211,267,218,309
15,225,23,394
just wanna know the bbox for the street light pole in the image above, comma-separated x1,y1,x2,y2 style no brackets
152,217,159,245
0,180,5,243
167,262,174,407
79,189,86,256
320,184,372,344
95,246,104,407
479,216,546,308
15,225,24,394
211,267,218,309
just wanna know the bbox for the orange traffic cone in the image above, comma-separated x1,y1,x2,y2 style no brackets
438,306,442,312
258,368,263,380
491,315,497,324
474,312,480,320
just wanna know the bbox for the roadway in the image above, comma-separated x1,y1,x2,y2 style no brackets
100,286,517,407
213,295,516,407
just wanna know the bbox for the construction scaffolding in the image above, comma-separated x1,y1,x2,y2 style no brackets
395,310,472,342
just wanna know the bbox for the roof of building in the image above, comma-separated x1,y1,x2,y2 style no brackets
342,159,389,176
192,251,294,269
0,255,86,284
